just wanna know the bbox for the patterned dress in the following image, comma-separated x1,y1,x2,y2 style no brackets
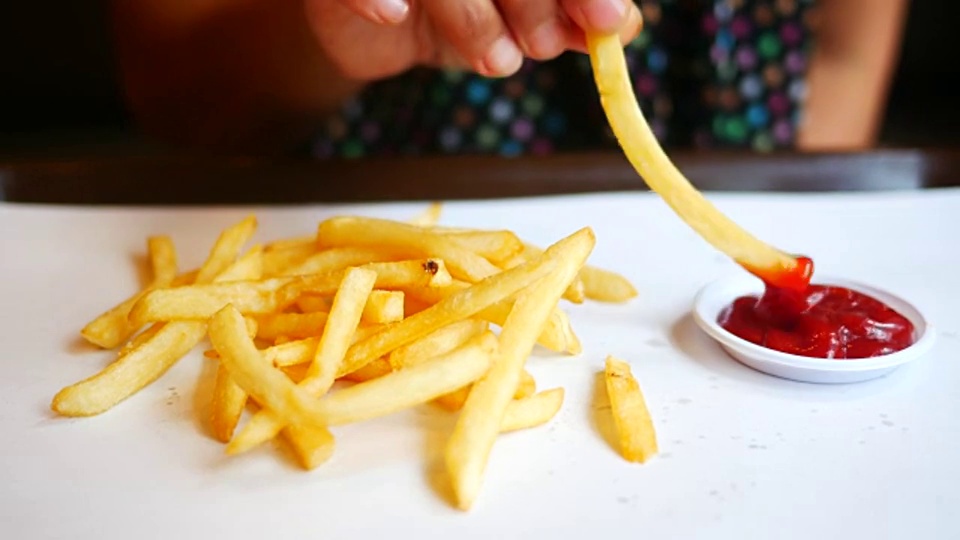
308,0,816,159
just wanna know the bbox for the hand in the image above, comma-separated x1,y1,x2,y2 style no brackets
305,0,643,82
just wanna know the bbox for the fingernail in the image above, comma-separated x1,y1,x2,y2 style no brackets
527,20,564,58
580,0,628,32
483,36,523,76
374,0,409,24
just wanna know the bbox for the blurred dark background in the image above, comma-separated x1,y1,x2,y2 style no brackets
1,0,958,157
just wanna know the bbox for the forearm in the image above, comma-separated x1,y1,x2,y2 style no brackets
798,0,909,151
112,0,363,154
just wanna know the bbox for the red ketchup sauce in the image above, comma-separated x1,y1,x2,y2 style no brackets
719,257,916,359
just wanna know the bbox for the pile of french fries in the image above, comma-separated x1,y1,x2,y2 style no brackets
52,204,658,510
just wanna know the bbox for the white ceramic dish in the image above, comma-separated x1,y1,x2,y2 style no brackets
692,274,936,384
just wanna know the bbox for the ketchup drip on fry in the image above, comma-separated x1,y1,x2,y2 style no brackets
720,257,916,359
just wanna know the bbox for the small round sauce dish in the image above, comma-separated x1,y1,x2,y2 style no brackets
692,274,936,384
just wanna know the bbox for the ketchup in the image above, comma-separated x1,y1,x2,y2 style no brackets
719,257,916,359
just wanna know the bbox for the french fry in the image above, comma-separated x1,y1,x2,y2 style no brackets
281,247,392,277
228,268,377,455
262,242,317,276
210,364,248,442
259,324,386,368
208,304,323,429
304,268,377,396
117,322,164,357
362,290,405,324
604,356,658,463
53,322,210,416
440,230,524,265
333,246,560,378
283,423,336,470
387,319,489,370
80,235,178,349
409,202,443,227
256,312,329,341
317,216,502,283
434,369,536,412
479,301,581,355
52,221,261,416
445,227,595,510
211,305,495,431
500,388,564,433
516,369,537,399
298,290,404,325
209,315,261,442
316,332,496,426
586,32,804,284
263,235,315,252
130,260,447,324
195,215,258,283
295,296,330,313
281,268,377,463
339,358,392,382
402,283,577,354
579,265,639,303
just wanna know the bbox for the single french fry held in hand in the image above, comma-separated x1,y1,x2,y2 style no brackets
604,356,658,463
445,227,595,510
586,32,807,288
80,235,179,349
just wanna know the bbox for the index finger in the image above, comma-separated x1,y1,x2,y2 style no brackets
561,0,632,34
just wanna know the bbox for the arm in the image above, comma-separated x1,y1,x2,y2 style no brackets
797,0,910,151
111,0,363,154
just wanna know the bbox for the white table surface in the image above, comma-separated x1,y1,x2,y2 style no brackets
2,190,959,540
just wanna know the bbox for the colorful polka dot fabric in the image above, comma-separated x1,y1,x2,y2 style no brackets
308,0,817,159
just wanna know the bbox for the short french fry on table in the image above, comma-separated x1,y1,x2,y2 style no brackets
51,204,657,511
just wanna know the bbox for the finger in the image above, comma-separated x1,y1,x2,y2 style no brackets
422,0,523,77
336,0,410,25
497,0,565,61
561,0,631,35
563,2,642,54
